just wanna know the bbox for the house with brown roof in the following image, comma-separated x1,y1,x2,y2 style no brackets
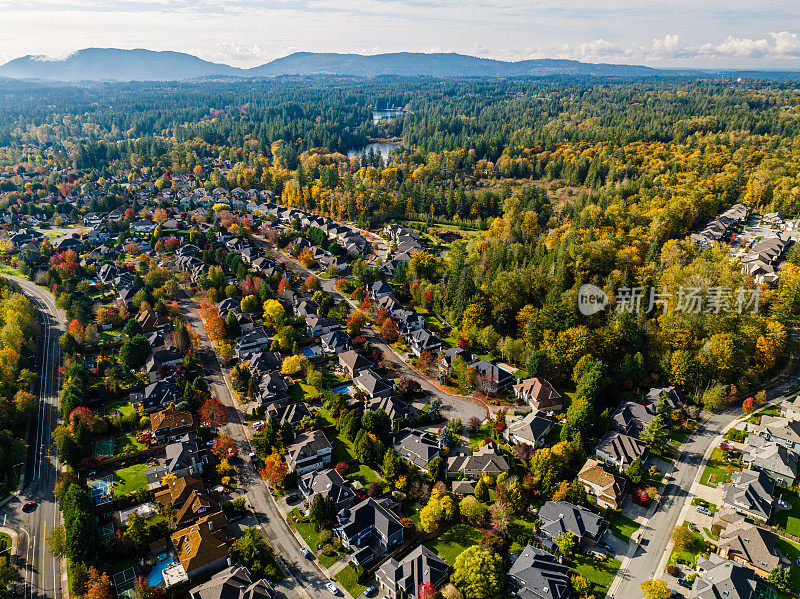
577,459,627,510
173,489,220,527
338,350,374,378
717,522,780,578
136,309,172,333
512,378,563,415
151,405,195,444
155,475,205,511
170,511,232,578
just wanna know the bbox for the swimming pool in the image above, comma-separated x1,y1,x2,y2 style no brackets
300,347,316,358
331,384,353,395
147,555,174,586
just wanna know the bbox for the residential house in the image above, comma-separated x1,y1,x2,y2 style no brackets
306,315,340,338
285,430,333,474
338,350,374,377
353,369,394,399
754,414,800,451
265,401,311,429
321,330,350,354
146,433,207,488
132,378,180,413
366,396,414,431
131,220,157,233
717,522,780,578
452,481,476,496
512,378,563,414
611,401,659,436
694,554,757,599
189,566,275,599
170,512,232,578
155,475,205,511
393,429,440,471
335,498,404,565
367,281,393,301
721,469,775,522
743,437,798,486
298,468,356,511
577,459,627,510
507,546,572,599
538,501,607,550
255,372,292,404
446,443,511,479
406,328,443,358
376,545,449,599
235,328,272,359
504,412,554,448
641,386,686,410
151,406,195,444
171,488,220,528
471,360,514,391
594,431,650,471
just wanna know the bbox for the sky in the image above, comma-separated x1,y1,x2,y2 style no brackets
2,0,800,69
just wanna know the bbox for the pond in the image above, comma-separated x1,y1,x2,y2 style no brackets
347,141,403,160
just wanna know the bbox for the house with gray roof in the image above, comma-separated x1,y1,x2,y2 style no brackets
693,554,757,599
338,350,374,377
366,396,414,431
146,433,206,488
753,414,800,451
285,430,332,475
721,469,775,522
507,546,571,599
717,522,779,578
595,431,649,471
611,401,659,436
353,369,394,398
298,468,355,511
376,545,449,599
190,566,275,599
335,498,404,565
393,429,440,471
504,412,554,448
446,443,510,479
538,501,607,550
743,438,798,486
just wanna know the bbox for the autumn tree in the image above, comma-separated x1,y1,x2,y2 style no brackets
85,567,113,599
262,454,288,488
640,579,671,599
199,396,228,427
212,435,238,459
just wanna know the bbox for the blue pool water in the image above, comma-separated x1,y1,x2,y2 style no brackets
300,347,316,358
147,555,174,586
331,384,353,395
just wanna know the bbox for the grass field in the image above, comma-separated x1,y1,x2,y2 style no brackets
700,447,740,488
402,501,424,527
606,511,640,543
113,464,148,496
573,554,621,599
108,400,136,417
289,508,339,568
774,488,800,537
0,532,11,554
334,564,367,598
775,538,800,590
668,523,706,569
425,524,483,566
115,432,147,454
345,465,383,488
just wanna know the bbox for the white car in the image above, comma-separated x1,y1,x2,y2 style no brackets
326,583,339,595
252,421,264,429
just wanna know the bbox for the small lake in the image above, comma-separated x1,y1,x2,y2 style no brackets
347,141,403,160
372,109,405,123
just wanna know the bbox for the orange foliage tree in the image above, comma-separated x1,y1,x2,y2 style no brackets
211,434,238,459
199,396,228,427
261,453,288,488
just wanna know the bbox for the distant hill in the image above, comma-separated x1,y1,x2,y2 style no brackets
1,47,798,82
0,48,241,81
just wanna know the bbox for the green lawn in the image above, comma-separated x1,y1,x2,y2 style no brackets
774,488,800,537
606,511,640,543
402,501,424,527
700,447,740,488
668,523,706,569
0,532,11,554
289,508,339,568
775,538,800,591
316,408,335,427
115,432,147,454
345,465,383,487
289,383,319,402
113,464,148,496
108,400,136,417
691,498,718,513
334,564,367,598
425,524,483,566
572,554,621,599
329,427,357,464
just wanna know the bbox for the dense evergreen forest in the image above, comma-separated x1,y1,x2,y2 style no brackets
4,75,800,404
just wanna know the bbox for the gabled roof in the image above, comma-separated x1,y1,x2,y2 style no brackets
721,469,775,521
538,501,606,543
354,369,393,396
171,512,231,574
338,349,374,372
694,554,757,599
595,431,649,466
175,489,220,527
376,545,449,599
287,430,332,465
298,468,354,508
447,443,510,476
393,429,440,469
337,497,403,543
190,566,275,599
718,522,779,573
151,406,194,433
512,378,562,411
155,475,205,509
508,546,571,599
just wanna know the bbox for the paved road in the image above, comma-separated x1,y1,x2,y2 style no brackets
612,357,800,596
179,292,343,599
0,277,65,599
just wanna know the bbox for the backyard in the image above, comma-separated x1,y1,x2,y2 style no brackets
424,524,483,566
668,523,707,570
774,537,800,591
774,488,800,537
344,464,383,488
289,508,341,568
606,511,640,543
115,432,147,454
113,464,148,496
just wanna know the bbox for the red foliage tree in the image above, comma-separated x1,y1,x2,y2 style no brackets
199,396,228,427
418,582,436,599
211,435,237,459
380,318,399,342
742,397,755,414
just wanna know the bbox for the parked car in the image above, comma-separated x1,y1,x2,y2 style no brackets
364,586,376,597
301,548,313,559
678,578,693,589
21,501,36,512
696,506,713,516
252,421,264,429
599,542,613,552
286,493,299,503
326,583,339,595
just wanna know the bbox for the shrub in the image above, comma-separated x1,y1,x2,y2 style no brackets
666,565,679,577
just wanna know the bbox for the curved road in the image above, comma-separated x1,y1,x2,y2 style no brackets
0,276,65,599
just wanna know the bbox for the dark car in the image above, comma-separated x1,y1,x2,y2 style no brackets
21,500,36,512
301,548,313,559
677,579,693,589
364,586,376,597
286,493,299,503
599,542,613,552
